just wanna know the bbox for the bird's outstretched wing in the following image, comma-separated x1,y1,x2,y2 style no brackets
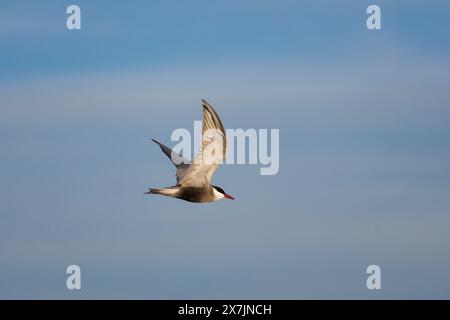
152,139,191,184
180,99,226,187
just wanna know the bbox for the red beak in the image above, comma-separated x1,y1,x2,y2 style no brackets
224,194,235,200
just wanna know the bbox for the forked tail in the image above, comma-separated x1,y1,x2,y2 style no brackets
144,187,179,197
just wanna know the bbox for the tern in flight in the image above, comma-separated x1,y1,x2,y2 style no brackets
145,99,235,203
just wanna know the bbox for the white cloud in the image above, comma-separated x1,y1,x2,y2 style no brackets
1,53,449,129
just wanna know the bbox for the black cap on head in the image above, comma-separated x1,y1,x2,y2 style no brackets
213,185,226,194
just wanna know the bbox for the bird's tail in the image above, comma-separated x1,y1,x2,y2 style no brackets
144,187,179,197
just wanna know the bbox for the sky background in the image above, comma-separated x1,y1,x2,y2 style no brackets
1,0,450,299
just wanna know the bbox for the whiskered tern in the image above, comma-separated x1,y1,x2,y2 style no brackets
145,99,234,203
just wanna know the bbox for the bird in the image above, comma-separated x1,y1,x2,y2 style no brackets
145,99,235,203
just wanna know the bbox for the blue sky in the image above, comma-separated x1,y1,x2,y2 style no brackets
1,1,450,298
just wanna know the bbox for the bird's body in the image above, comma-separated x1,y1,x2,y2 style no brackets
145,99,234,203
148,185,225,203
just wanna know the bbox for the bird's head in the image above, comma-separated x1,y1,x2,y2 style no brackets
213,185,235,200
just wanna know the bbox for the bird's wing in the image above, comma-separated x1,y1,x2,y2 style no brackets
152,139,191,184
180,99,226,187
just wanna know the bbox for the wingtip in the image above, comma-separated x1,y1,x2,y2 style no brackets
202,99,210,107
